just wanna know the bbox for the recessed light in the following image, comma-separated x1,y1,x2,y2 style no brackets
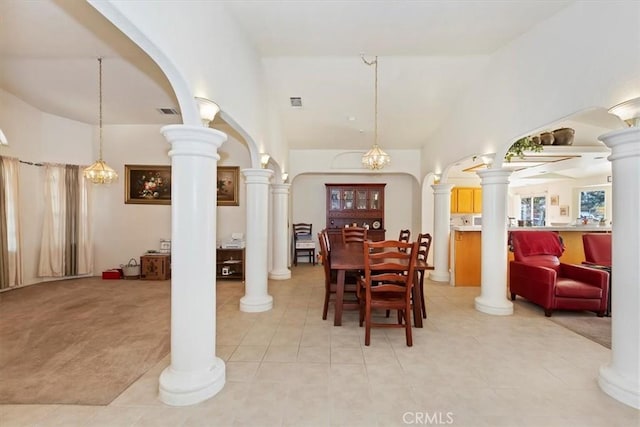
290,97,302,107
347,116,356,121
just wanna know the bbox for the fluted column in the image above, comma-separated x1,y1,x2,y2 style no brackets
269,183,291,280
158,125,226,406
598,127,640,409
430,183,455,282
475,169,513,315
240,168,274,312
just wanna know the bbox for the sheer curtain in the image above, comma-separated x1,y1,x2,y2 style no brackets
0,156,23,289
38,164,92,277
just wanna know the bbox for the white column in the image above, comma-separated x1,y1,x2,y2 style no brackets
158,125,226,406
241,168,274,312
430,183,455,282
598,127,640,409
269,183,291,280
474,168,513,315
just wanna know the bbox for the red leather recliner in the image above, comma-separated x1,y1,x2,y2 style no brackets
509,231,609,317
582,233,612,268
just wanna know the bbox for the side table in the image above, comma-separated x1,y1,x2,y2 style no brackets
140,253,171,280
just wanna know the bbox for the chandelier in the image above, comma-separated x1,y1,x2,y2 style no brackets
361,55,391,170
84,57,118,184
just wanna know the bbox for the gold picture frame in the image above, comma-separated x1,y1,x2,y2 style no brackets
217,166,240,206
560,205,569,216
550,195,559,206
124,165,171,205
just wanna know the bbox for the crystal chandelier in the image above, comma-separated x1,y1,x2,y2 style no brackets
84,57,118,184
361,55,391,170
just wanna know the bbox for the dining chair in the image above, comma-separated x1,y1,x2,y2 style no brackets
342,226,368,244
398,229,411,251
416,233,433,318
357,239,418,346
318,230,358,320
293,223,315,266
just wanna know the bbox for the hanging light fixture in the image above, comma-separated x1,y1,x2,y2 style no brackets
84,57,118,184
361,55,391,170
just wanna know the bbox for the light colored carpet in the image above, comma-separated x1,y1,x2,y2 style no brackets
513,299,611,348
0,277,170,405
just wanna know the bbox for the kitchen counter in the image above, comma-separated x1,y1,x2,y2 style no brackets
448,225,611,286
451,225,612,232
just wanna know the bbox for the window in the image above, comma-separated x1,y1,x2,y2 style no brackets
520,195,546,226
579,190,605,221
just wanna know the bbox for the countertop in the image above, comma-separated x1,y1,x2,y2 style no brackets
451,225,612,232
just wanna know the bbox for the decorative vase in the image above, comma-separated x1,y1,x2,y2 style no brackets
552,128,575,145
539,132,555,145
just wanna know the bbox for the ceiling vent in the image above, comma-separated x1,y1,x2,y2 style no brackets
157,108,180,115
290,97,302,107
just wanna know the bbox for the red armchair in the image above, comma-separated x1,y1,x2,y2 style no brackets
582,233,612,268
509,231,609,317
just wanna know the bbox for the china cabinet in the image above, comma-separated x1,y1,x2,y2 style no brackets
325,183,386,245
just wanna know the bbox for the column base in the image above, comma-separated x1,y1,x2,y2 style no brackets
429,270,450,283
269,269,291,280
599,363,640,409
240,294,273,312
475,296,513,316
159,357,225,406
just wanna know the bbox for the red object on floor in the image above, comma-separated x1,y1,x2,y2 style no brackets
102,269,122,280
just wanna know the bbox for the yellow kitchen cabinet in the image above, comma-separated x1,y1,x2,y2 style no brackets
473,188,482,213
450,187,482,213
452,230,481,286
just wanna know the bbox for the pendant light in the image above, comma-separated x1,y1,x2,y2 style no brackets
84,57,118,184
361,55,391,170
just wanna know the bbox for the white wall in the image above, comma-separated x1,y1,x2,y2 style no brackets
424,1,640,177
92,124,251,273
291,173,421,252
0,89,94,285
1,88,252,280
508,174,612,225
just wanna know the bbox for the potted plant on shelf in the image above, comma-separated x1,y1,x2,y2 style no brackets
505,136,544,162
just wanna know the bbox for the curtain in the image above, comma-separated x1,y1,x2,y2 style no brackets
38,164,93,277
0,156,23,288
39,164,67,277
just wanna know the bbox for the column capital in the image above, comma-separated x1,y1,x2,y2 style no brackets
431,183,455,193
271,183,291,193
477,168,512,184
162,124,227,159
599,127,640,161
241,168,274,182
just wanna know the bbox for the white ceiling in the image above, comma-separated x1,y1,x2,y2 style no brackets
0,0,614,179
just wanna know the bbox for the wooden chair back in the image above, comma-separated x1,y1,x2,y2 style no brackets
359,239,418,346
342,227,368,244
416,233,432,262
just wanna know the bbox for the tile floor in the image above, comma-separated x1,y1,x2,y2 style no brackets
1,265,638,426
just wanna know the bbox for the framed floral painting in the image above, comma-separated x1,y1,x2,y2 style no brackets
124,165,171,205
217,166,239,206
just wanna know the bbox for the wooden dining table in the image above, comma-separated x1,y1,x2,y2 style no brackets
329,243,432,327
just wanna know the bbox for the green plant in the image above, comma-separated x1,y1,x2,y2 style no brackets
505,136,544,162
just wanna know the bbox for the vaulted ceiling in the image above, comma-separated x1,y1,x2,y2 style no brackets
0,0,616,179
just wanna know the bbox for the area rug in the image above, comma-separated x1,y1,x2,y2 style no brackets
550,312,611,349
0,277,170,405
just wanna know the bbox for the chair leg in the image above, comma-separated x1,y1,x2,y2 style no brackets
364,304,371,346
544,309,552,317
419,272,427,318
322,290,330,320
510,293,516,301
404,308,413,347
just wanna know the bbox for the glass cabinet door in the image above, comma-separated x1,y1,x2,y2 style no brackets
343,189,354,210
330,189,341,210
370,190,380,210
356,190,367,209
